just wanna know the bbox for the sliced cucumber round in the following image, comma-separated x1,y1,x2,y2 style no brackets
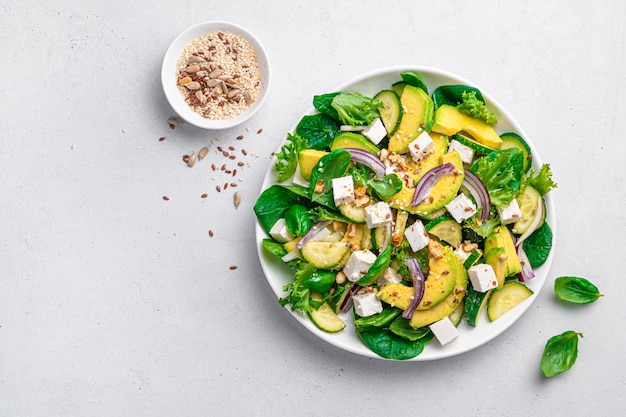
374,89,403,136
487,281,533,322
512,186,543,235
308,302,346,333
500,132,532,172
339,202,366,224
464,287,491,327
425,216,462,248
462,249,483,269
300,241,350,270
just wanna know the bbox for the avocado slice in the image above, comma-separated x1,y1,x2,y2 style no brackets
388,85,434,154
484,226,522,288
330,131,380,155
432,105,503,149
298,149,328,180
387,151,465,215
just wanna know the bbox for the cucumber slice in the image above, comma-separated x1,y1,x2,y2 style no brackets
339,202,366,224
462,249,483,269
464,287,491,327
500,132,532,172
371,226,390,252
425,216,462,247
418,207,447,221
374,90,403,136
308,302,346,333
448,298,465,326
487,281,533,322
391,81,407,96
300,241,350,270
512,186,544,235
452,133,497,155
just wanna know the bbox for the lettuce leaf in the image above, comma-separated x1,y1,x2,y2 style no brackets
274,133,308,183
457,90,497,124
470,148,524,209
331,92,382,126
527,163,557,195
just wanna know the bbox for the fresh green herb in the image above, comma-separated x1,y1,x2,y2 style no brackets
470,148,524,209
356,245,392,285
354,308,401,332
274,133,308,183
253,185,303,235
295,114,340,150
400,71,429,94
309,149,351,206
527,163,558,195
370,174,403,200
554,276,603,304
284,204,313,237
464,213,500,239
457,90,498,124
523,222,553,268
331,92,382,126
357,326,434,360
541,330,583,377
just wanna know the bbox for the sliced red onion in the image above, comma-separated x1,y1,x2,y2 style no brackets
517,244,535,281
339,284,361,314
343,148,386,179
463,170,491,222
402,258,426,319
411,163,455,206
281,250,300,263
296,220,332,249
515,197,544,248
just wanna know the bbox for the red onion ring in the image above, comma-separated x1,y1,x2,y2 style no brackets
402,258,426,319
463,170,491,222
411,163,455,206
343,148,386,179
296,220,332,250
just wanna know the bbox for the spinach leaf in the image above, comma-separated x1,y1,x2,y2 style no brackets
313,92,341,119
523,222,553,268
295,114,340,150
354,308,401,332
309,149,351,206
370,174,403,200
254,185,303,235
470,148,524,209
274,133,308,183
432,85,485,110
554,276,603,304
400,71,429,94
356,245,392,285
331,92,382,126
357,327,434,360
284,204,312,237
389,317,432,341
261,238,287,259
541,330,583,377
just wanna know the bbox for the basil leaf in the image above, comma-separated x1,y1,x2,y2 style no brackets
284,204,312,237
541,330,583,377
309,149,351,206
295,114,340,150
523,222,553,268
554,276,603,304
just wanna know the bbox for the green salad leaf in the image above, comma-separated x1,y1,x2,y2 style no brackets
400,71,429,94
331,92,382,126
457,90,498,124
389,317,432,341
432,85,485,109
523,222,553,268
284,204,312,237
470,148,525,209
309,149,351,206
278,263,317,313
295,114,340,150
541,330,583,377
313,92,341,119
554,276,603,304
527,163,558,195
370,174,403,200
354,308,401,332
356,245,392,286
253,185,303,235
357,326,434,360
274,133,308,183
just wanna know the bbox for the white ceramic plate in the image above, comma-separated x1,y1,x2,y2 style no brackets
255,66,555,361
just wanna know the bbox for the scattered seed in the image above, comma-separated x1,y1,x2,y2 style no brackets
236,135,244,140
228,146,235,151
229,265,238,270
225,169,232,174
159,136,166,142
228,155,236,160
209,230,214,237
211,163,217,170
217,146,223,152
230,182,237,187
201,193,208,198
232,169,237,176
168,116,183,129
187,151,197,167
221,164,227,170
198,146,209,160
242,149,248,155
182,154,190,163
257,128,263,134
216,185,221,192
237,162,244,167
234,191,241,208
162,196,170,201
224,182,229,189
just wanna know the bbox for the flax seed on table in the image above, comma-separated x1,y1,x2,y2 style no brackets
176,31,261,120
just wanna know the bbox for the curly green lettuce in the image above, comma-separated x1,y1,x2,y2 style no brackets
331,92,382,126
274,133,308,183
457,90,497,124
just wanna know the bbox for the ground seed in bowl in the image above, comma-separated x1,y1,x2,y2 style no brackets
176,31,261,120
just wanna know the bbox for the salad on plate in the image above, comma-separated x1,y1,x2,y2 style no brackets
254,68,556,360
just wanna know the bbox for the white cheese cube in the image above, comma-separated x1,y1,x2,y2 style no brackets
408,131,434,162
445,193,477,223
468,263,499,292
448,140,475,164
404,220,430,252
429,316,460,345
362,118,387,145
377,267,404,286
365,201,393,229
269,218,294,243
342,249,377,282
353,292,383,317
331,175,355,206
291,167,310,187
454,245,472,263
498,199,522,225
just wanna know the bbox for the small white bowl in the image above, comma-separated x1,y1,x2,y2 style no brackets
161,21,271,130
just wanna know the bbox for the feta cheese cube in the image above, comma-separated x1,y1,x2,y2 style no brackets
454,245,473,263
445,193,477,223
404,220,430,252
362,118,387,145
468,263,499,292
331,175,355,206
448,139,475,164
269,218,294,243
342,249,377,282
365,201,393,229
408,131,434,162
498,198,522,225
429,316,460,345
353,292,383,317
377,267,404,286
291,167,310,187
